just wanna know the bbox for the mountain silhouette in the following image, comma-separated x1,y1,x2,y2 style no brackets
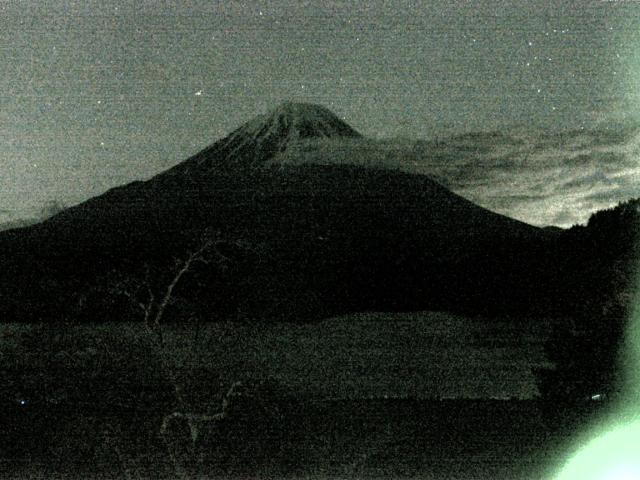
0,103,606,323
166,102,361,175
0,201,66,233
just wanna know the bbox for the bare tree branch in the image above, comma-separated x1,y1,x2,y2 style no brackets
160,381,243,445
102,231,246,478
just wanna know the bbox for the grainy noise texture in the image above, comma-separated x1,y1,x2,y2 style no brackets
1,0,639,224
1,1,640,479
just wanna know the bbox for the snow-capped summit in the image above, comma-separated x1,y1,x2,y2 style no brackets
243,102,361,143
171,102,361,174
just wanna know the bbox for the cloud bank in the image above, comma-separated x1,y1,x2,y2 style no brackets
421,125,640,227
275,124,640,228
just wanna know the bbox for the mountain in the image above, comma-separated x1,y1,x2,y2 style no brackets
167,101,361,175
0,103,584,323
251,122,640,228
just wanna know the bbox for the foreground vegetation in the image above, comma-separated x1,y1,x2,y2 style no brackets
0,315,602,479
3,395,578,479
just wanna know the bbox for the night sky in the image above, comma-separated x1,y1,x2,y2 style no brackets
2,0,639,224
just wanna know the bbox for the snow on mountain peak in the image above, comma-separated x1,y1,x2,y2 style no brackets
168,102,361,173
239,101,360,143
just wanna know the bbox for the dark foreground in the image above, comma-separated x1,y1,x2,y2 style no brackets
0,396,597,479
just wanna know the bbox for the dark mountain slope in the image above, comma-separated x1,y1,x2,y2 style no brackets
0,103,560,322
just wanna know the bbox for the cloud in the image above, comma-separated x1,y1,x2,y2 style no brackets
233,123,640,228
549,209,580,228
561,169,615,189
413,124,640,227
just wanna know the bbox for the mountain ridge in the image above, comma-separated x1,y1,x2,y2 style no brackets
0,102,602,324
166,102,361,176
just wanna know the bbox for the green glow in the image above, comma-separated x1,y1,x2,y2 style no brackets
553,420,640,479
551,256,640,479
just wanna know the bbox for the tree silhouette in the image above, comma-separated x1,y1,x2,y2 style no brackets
108,230,236,478
534,199,640,416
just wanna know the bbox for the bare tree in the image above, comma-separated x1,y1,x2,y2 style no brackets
109,230,239,478
113,232,226,342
